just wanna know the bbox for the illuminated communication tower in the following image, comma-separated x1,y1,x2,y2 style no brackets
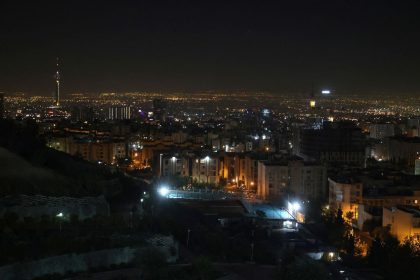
309,83,316,108
54,58,61,107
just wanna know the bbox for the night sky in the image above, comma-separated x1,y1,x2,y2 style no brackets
1,1,420,95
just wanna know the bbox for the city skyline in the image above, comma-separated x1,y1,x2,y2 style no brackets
2,1,420,95
2,2,420,279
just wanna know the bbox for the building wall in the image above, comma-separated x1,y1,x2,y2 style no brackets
191,157,219,184
258,160,327,201
289,160,327,201
299,123,366,166
383,207,420,241
0,94,4,119
328,179,362,220
161,156,189,177
244,155,259,190
47,136,126,165
388,137,420,166
258,163,289,199
369,124,395,139
363,196,420,208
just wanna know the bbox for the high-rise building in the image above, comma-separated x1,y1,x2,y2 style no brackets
369,123,395,139
0,93,4,119
387,136,420,167
70,106,95,122
415,159,420,175
407,118,420,137
257,157,327,201
298,122,366,166
153,98,167,122
108,106,132,120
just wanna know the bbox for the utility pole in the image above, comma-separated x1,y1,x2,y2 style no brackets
186,228,191,248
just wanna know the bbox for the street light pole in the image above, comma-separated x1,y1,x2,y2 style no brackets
186,228,191,248
171,156,176,176
204,156,210,184
56,212,63,232
159,153,163,177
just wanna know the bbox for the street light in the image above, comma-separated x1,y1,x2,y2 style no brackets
158,186,169,197
204,156,210,183
288,201,301,220
171,156,176,175
56,212,64,232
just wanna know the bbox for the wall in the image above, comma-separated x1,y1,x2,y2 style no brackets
0,235,178,280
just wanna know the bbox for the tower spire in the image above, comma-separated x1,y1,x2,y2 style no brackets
309,81,316,108
55,57,60,107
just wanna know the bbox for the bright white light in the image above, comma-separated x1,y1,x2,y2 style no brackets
158,186,169,196
283,220,293,228
204,156,210,162
140,198,144,203
262,134,267,140
288,201,301,213
171,156,176,162
322,90,331,95
262,109,270,116
56,212,63,217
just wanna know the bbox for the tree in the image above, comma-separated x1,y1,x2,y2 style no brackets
362,219,380,233
335,208,345,225
283,258,332,280
136,247,168,280
344,233,355,257
345,211,354,222
192,256,213,280
325,208,348,248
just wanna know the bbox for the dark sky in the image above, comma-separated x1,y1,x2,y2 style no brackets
1,1,420,95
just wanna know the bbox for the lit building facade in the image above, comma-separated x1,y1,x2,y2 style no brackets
108,106,132,120
191,156,220,185
383,206,420,241
328,177,363,221
257,158,327,201
369,123,395,139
